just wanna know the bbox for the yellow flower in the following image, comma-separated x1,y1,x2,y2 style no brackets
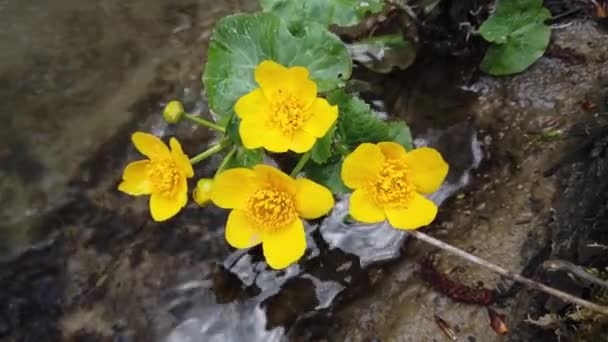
341,142,448,230
234,60,338,153
118,132,194,222
193,178,213,206
210,165,334,269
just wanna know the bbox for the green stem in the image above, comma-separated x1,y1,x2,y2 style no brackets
215,146,238,176
290,152,311,177
184,113,226,132
189,143,226,165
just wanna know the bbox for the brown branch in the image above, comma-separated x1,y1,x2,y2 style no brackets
410,230,608,316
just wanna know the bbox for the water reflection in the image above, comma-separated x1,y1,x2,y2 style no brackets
164,121,482,341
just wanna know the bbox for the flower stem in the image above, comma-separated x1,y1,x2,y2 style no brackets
409,230,608,316
290,152,311,177
189,143,226,165
184,113,225,132
215,146,238,176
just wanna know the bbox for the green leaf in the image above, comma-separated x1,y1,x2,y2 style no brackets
260,0,384,27
480,23,550,75
304,156,350,194
479,0,550,43
387,121,413,151
328,90,412,151
348,34,416,73
479,0,551,75
328,90,387,148
311,125,336,164
225,115,242,145
226,147,265,169
203,13,352,126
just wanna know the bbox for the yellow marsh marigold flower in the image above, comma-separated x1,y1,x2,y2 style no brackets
234,60,338,153
341,142,448,230
211,165,334,269
118,132,194,222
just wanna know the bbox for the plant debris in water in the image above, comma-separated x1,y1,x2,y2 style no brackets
417,258,496,305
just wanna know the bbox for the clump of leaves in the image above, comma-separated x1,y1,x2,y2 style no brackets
479,0,551,75
202,2,414,190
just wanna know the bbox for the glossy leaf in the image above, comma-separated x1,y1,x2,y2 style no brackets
304,156,350,194
479,0,551,75
328,90,412,151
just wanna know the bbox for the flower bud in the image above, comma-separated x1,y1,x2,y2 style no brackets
193,178,213,206
163,100,185,124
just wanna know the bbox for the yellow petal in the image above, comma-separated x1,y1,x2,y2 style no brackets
210,168,259,209
378,141,407,161
403,147,449,194
254,61,317,104
170,138,194,178
132,132,170,160
234,88,270,121
225,210,262,248
118,160,151,195
193,178,213,206
289,129,316,153
260,128,291,153
262,218,306,269
149,191,184,222
302,98,338,137
286,67,317,107
176,174,189,209
239,118,266,150
341,143,385,189
255,60,289,96
294,178,334,219
349,189,385,223
253,164,296,195
385,193,438,230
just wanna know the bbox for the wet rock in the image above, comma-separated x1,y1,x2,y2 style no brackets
325,19,608,342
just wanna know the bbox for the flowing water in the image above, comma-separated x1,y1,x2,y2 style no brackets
1,1,607,341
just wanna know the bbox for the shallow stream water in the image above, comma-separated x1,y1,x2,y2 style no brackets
1,1,607,341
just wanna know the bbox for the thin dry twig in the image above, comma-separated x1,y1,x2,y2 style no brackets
410,230,608,316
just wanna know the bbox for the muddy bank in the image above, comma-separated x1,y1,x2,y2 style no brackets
322,20,608,341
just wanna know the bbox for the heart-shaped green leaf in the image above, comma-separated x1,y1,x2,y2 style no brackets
203,13,352,126
480,23,550,75
479,0,551,75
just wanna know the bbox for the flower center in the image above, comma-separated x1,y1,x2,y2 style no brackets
247,188,297,230
148,159,181,197
370,160,415,207
269,92,309,134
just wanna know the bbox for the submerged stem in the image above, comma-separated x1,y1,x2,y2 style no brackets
184,113,226,132
410,230,608,316
290,152,311,177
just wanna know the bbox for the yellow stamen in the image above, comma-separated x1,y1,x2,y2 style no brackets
247,188,297,230
148,159,181,197
370,160,415,207
269,92,309,134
